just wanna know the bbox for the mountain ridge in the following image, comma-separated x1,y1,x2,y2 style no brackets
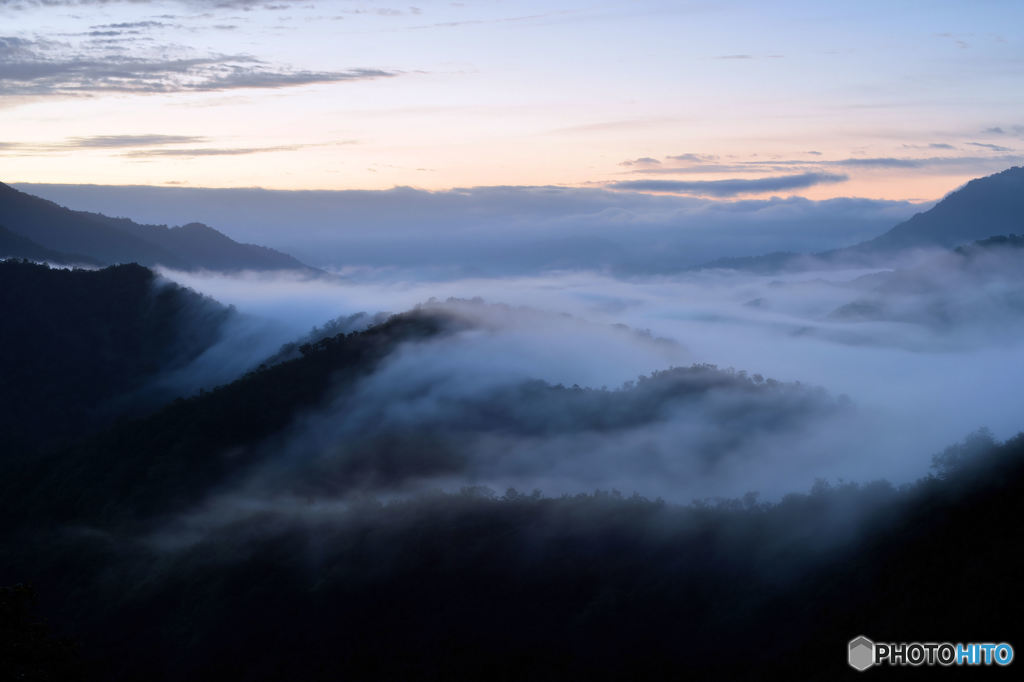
0,224,98,265
698,166,1024,271
0,259,234,452
0,182,314,272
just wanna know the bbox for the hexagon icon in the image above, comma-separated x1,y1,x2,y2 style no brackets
848,636,875,671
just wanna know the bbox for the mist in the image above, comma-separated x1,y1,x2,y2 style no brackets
150,238,1024,518
17,183,923,275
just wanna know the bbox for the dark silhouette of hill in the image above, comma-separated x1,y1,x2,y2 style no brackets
700,166,1024,271
0,182,311,272
2,306,466,527
0,260,233,452
0,224,96,265
2,428,1021,680
954,231,1024,254
0,293,1021,679
850,166,1024,253
4,325,842,531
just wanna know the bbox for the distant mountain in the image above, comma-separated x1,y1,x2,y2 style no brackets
850,166,1024,253
0,260,233,452
0,224,97,265
0,182,312,272
699,167,1024,271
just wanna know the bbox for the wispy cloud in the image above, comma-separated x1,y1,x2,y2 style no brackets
981,125,1024,136
624,163,773,175
0,1,303,8
618,154,1023,177
72,134,207,148
618,157,661,167
898,142,956,151
547,118,679,135
712,54,782,60
833,155,1022,169
834,157,923,168
0,134,347,158
607,172,848,197
0,133,207,155
122,143,330,158
967,141,1012,152
90,21,172,30
666,153,718,163
0,35,398,97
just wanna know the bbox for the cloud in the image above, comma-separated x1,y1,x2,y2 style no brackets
91,21,171,30
607,172,848,197
0,134,208,155
834,157,923,168
73,134,207,148
15,183,918,273
0,1,303,7
967,142,1013,152
0,35,398,96
618,157,661,167
152,244,1024,505
548,118,678,135
624,163,777,175
0,134,354,158
666,153,718,163
622,154,1022,177
122,143,326,157
833,155,1022,169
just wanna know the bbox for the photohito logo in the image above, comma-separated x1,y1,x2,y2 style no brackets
848,636,1014,670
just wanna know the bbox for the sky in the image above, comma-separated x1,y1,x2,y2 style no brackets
1,0,1023,201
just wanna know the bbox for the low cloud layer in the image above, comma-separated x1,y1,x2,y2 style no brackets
607,172,848,196
16,183,923,274
617,153,1022,177
155,239,1024,509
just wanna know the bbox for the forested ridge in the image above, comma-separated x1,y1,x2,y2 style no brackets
0,260,231,452
2,429,1022,680
2,250,1023,680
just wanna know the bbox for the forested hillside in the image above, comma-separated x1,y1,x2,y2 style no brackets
0,260,232,451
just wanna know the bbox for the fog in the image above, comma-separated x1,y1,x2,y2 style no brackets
17,183,922,275
8,201,1024,682
152,239,1024,513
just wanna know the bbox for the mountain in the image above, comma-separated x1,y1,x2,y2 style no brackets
850,166,1024,253
0,182,312,272
0,224,96,265
0,260,233,452
2,307,463,526
699,166,1024,271
0,296,848,530
4,421,1024,679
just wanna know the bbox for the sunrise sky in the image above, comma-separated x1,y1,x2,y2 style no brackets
1,0,1022,201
